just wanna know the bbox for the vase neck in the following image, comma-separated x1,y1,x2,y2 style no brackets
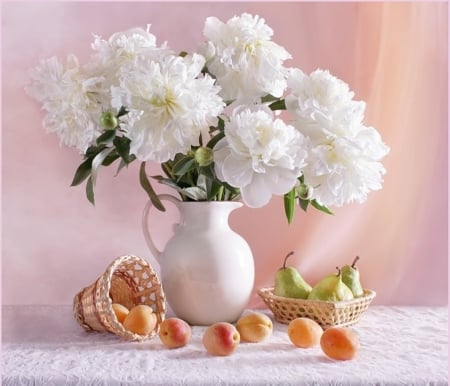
178,201,242,229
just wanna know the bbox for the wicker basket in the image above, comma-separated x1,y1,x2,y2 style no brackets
258,287,376,329
73,254,166,341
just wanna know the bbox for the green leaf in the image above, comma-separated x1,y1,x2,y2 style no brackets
298,198,309,212
139,162,165,212
157,177,186,191
217,117,225,130
155,178,196,201
208,180,223,200
102,150,120,166
182,186,207,200
161,162,174,179
178,51,188,57
113,136,133,164
269,99,286,111
198,164,215,180
84,144,107,159
71,158,93,186
196,174,208,192
172,156,195,176
311,199,334,215
96,130,116,145
261,94,279,103
91,148,112,186
284,188,296,224
115,159,128,176
86,176,95,206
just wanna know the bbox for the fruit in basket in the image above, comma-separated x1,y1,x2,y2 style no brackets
288,317,323,348
159,318,192,348
308,267,354,301
274,251,312,299
236,312,273,342
202,322,240,356
341,256,364,297
320,326,360,360
112,303,129,323
123,304,157,335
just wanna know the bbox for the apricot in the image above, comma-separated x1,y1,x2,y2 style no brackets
112,303,129,323
202,322,240,356
320,326,360,360
159,318,192,348
236,312,273,343
288,317,323,348
122,304,157,335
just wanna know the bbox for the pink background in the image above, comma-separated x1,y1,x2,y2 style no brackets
2,2,448,308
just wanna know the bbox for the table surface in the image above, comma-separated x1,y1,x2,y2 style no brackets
2,305,448,386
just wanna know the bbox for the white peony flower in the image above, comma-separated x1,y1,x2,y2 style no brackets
89,26,172,69
26,55,104,153
201,13,291,104
214,106,308,208
286,68,357,114
286,68,390,207
86,26,173,108
111,53,225,163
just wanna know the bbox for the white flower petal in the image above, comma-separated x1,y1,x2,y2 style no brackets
240,174,273,208
222,155,253,188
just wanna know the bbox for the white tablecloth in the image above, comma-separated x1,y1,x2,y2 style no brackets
2,305,448,385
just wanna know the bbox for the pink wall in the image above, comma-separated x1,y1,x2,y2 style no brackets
2,2,447,307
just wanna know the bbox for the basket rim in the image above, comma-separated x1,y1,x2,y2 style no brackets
258,286,376,308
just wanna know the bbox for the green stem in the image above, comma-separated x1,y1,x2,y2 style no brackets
216,185,224,201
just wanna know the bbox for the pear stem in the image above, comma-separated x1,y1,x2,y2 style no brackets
351,256,360,268
335,266,341,277
283,251,295,269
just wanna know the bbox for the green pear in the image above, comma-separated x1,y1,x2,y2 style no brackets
341,256,364,298
308,267,354,301
273,251,312,299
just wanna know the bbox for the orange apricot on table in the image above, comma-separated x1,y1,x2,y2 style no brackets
287,317,323,348
320,326,360,361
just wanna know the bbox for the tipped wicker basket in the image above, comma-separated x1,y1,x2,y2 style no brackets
73,254,166,341
258,287,376,329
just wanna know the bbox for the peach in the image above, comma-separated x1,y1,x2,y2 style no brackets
159,318,192,348
202,322,240,356
288,317,323,348
112,303,129,324
122,304,157,336
320,326,360,361
236,312,273,343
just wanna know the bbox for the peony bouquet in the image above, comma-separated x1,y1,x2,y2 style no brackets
26,13,389,223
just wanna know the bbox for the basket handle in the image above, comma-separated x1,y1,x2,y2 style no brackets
142,194,181,264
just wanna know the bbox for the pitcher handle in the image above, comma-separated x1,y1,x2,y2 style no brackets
142,194,181,264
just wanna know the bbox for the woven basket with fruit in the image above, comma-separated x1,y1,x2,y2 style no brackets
73,255,166,341
258,253,376,329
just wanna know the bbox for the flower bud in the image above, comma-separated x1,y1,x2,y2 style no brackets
194,147,214,167
297,183,313,200
100,111,118,130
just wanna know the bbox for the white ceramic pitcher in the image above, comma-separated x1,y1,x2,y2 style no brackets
142,195,255,325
